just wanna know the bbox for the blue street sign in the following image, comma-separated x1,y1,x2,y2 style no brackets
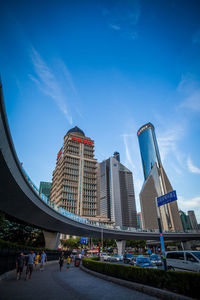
157,190,177,207
80,237,87,244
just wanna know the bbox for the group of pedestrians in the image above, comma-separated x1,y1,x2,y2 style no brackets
58,252,76,271
16,250,47,280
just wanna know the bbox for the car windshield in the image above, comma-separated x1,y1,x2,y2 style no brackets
113,254,119,257
137,258,150,263
192,252,200,260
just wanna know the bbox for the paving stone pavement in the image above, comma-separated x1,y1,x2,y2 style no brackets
0,262,159,300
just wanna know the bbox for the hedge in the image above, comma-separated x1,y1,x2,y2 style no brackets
82,257,200,299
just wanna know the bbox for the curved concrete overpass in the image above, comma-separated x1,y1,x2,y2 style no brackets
0,82,200,242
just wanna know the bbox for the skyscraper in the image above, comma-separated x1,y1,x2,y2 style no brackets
188,210,199,231
50,126,97,217
179,210,192,231
98,153,137,227
39,182,52,199
138,123,183,231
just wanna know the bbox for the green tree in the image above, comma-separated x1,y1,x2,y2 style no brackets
0,213,45,247
126,240,146,250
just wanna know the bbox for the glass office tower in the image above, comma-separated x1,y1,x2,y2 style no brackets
137,122,183,231
137,123,161,180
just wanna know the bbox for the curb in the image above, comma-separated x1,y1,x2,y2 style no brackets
0,260,57,281
80,265,193,300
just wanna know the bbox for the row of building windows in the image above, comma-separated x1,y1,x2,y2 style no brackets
82,209,96,216
67,150,79,155
64,168,79,175
84,178,96,184
62,199,77,205
65,156,79,165
63,186,78,193
82,204,96,209
65,163,79,170
63,192,77,200
83,183,96,189
84,167,96,173
83,172,96,179
83,191,96,197
63,180,78,187
62,206,77,213
84,161,96,168
64,174,78,181
82,196,96,202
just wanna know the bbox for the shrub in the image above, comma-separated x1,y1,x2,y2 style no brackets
82,257,200,298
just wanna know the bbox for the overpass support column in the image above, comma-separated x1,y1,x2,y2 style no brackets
116,240,126,256
181,241,192,250
43,231,60,250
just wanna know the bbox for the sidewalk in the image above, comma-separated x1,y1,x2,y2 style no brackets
0,262,158,300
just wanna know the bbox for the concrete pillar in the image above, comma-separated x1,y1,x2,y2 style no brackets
116,240,126,255
43,231,60,250
181,241,192,250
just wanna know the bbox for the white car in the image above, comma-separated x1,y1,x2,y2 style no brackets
101,252,111,261
109,254,122,262
166,251,200,272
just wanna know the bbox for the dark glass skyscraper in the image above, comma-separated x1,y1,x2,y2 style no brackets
98,154,137,227
137,122,183,231
137,123,161,180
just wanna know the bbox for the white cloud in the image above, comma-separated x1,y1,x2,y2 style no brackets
109,24,121,31
157,126,184,166
122,134,136,170
121,132,143,212
29,47,74,124
178,75,200,112
187,157,200,174
102,0,140,40
178,195,200,223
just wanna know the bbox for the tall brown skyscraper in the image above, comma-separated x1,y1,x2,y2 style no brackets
50,126,97,217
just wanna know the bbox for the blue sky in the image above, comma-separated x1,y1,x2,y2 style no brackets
1,0,200,222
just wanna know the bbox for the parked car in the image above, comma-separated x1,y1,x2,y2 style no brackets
123,253,135,264
135,256,157,268
150,254,162,266
166,251,200,272
109,254,122,262
100,252,111,261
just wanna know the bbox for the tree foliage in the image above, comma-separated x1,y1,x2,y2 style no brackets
0,213,45,247
125,240,146,249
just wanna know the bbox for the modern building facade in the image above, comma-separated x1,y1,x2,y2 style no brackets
98,153,137,227
138,123,183,231
39,182,52,199
179,210,192,231
137,212,143,229
50,126,97,218
188,210,199,231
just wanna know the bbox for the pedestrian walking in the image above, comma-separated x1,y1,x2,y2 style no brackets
34,252,40,268
40,250,47,271
16,251,25,280
25,250,35,280
58,251,65,272
66,256,71,270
